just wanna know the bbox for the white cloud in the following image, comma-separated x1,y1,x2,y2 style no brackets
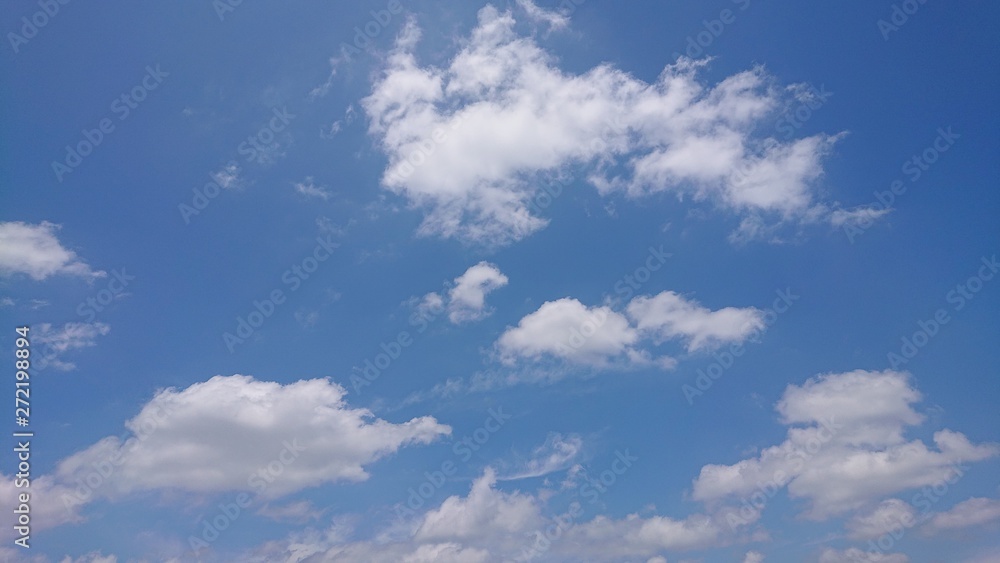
495,291,762,371
243,469,737,562
744,551,765,563
363,6,850,246
416,262,508,325
415,468,543,543
0,474,86,541
0,221,104,280
819,547,909,563
211,161,244,190
515,0,569,30
559,513,724,558
447,262,509,323
829,206,891,228
500,432,584,480
295,176,332,200
627,290,764,352
54,375,450,499
692,370,1000,519
923,497,1000,535
496,298,644,368
35,322,111,371
845,499,917,540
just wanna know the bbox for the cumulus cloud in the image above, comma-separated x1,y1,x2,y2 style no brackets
244,469,735,562
0,221,104,280
416,262,508,324
496,298,644,368
692,370,1000,519
495,291,762,371
48,375,450,506
627,290,764,352
744,551,765,563
845,499,918,540
923,497,1000,535
363,6,852,246
446,262,509,322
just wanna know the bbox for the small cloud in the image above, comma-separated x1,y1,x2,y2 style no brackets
295,177,332,200
500,433,585,480
211,162,244,190
516,0,570,30
34,322,110,372
294,308,320,329
0,221,105,281
829,205,891,227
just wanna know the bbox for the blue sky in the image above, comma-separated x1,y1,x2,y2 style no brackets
1,1,999,562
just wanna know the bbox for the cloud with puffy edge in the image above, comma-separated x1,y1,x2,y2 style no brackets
495,290,763,372
416,262,509,324
0,221,104,280
692,370,1000,519
0,374,450,541
363,5,869,247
